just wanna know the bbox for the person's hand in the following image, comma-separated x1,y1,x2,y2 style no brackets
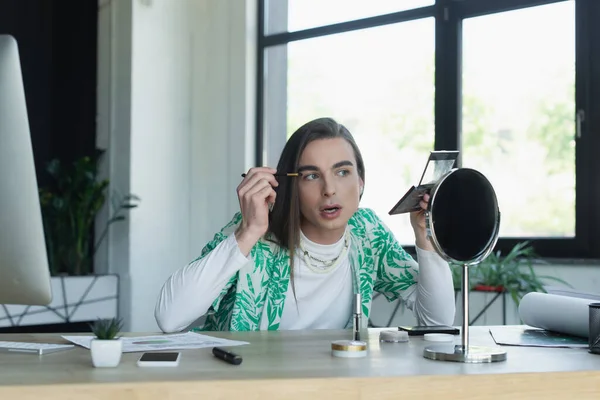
410,193,434,251
235,167,278,256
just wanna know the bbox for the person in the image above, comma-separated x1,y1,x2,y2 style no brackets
155,117,455,333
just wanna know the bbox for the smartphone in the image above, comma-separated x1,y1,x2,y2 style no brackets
137,352,181,367
398,325,460,336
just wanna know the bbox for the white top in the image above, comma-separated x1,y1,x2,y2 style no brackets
277,229,353,330
155,231,455,333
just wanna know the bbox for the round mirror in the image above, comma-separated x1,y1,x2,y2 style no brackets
422,167,506,363
427,168,500,265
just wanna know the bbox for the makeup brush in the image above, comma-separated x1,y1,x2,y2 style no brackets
241,172,302,178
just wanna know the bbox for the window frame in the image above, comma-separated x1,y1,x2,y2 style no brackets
257,0,600,259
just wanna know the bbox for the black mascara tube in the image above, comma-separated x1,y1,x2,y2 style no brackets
353,293,362,341
212,347,243,365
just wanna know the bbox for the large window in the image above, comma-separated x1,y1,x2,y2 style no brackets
277,19,435,244
462,2,576,238
258,0,600,259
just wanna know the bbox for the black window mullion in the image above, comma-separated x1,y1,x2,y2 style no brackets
262,6,435,47
454,0,566,19
582,0,600,258
574,0,590,258
434,1,461,157
511,239,582,258
256,0,266,167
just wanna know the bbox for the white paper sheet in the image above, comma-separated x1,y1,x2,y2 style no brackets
0,341,74,355
62,332,249,353
489,326,588,348
518,292,597,338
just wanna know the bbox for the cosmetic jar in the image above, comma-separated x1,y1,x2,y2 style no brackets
424,333,455,342
379,330,409,343
331,340,367,358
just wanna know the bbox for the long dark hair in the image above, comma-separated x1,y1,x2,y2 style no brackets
267,117,365,290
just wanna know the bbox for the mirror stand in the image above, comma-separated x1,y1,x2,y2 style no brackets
423,263,507,363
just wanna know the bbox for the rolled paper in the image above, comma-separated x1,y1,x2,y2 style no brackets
518,292,593,338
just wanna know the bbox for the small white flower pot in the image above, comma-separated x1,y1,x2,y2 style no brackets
90,338,123,367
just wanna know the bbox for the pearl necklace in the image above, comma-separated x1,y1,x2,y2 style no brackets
299,231,350,274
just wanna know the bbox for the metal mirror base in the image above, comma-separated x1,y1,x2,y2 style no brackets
423,344,507,363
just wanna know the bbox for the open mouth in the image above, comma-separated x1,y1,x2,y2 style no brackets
320,205,341,214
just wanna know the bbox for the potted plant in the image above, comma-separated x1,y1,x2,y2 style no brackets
38,150,140,276
453,241,571,305
0,150,140,332
89,317,124,367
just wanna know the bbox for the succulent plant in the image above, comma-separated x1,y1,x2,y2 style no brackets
89,317,124,340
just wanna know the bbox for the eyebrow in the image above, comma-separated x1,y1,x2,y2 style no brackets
297,160,354,173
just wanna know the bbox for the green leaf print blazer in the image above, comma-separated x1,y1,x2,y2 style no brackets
193,208,419,331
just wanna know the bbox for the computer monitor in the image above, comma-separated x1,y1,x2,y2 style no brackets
0,35,52,305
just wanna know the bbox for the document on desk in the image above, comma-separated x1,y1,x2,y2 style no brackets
0,341,75,355
62,332,249,353
489,326,588,348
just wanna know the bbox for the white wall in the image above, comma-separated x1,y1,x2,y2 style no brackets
96,0,256,331
128,0,194,332
97,0,134,326
189,0,257,260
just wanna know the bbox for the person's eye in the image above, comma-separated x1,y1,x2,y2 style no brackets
304,173,318,181
337,169,350,177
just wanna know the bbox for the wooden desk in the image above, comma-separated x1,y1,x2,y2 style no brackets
0,326,599,399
